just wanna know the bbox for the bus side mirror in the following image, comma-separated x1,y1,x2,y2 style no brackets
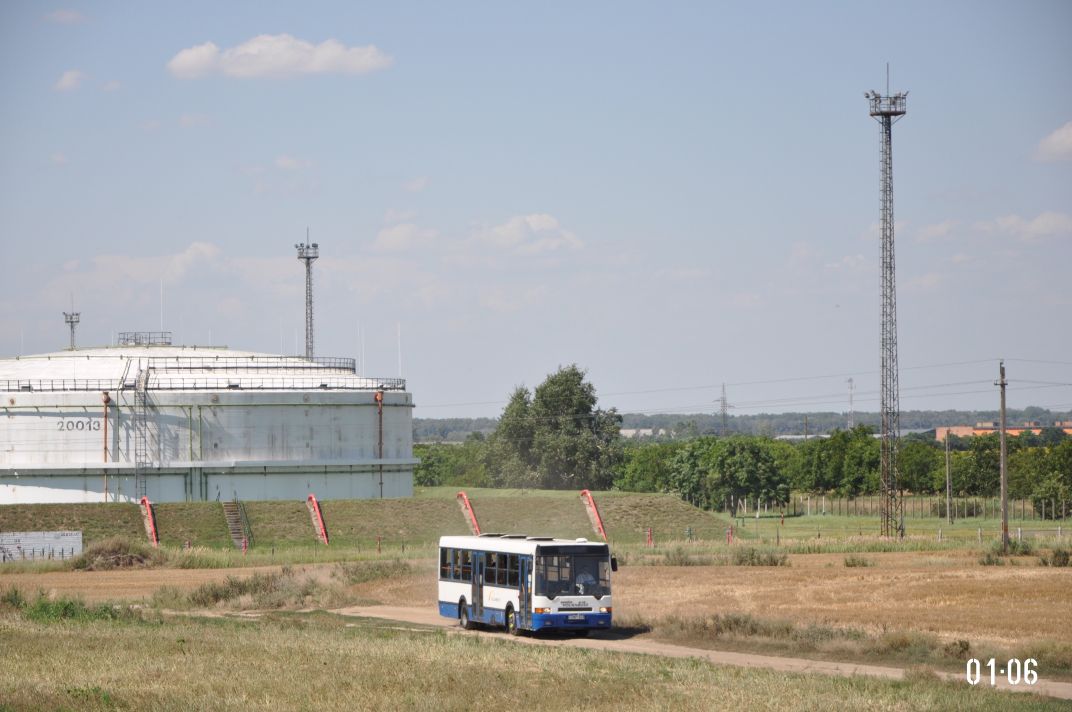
610,557,618,572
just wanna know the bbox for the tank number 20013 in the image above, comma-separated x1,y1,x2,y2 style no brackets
56,418,102,432
966,658,1038,686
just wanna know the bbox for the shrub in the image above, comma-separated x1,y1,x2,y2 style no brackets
1039,548,1070,567
732,547,789,566
978,552,1005,566
332,559,412,584
70,537,165,571
989,539,1033,557
843,555,874,568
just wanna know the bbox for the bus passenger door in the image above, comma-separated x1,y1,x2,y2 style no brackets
518,556,532,629
472,553,484,621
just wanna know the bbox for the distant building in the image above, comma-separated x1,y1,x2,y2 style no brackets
619,428,669,439
935,421,1072,441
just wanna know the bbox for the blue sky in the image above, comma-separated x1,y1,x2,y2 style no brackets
1,1,1070,419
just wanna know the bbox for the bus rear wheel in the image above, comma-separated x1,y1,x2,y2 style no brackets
459,601,473,630
506,607,520,636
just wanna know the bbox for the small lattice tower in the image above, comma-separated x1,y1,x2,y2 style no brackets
295,232,319,360
866,74,907,537
63,311,80,350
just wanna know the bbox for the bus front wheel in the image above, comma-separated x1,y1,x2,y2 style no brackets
459,601,473,630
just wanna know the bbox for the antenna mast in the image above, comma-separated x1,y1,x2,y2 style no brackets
63,310,80,350
295,230,319,360
866,70,907,537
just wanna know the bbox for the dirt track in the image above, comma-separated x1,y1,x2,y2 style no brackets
334,604,1072,701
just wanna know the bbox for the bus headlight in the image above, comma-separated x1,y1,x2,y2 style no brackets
599,607,611,614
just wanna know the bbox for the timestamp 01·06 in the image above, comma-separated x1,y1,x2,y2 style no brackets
966,658,1038,686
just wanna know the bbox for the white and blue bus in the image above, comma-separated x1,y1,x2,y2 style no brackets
438,534,617,635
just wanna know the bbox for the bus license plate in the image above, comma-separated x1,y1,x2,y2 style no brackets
568,614,585,621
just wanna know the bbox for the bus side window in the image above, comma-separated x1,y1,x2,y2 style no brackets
440,548,451,579
461,550,472,581
495,553,507,585
507,554,519,587
484,552,497,585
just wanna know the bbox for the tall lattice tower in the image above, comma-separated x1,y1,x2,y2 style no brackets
866,76,907,537
63,311,80,350
295,232,319,360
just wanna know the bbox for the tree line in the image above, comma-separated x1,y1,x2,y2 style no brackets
414,366,1072,518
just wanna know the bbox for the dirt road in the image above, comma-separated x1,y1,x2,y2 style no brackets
334,604,1072,702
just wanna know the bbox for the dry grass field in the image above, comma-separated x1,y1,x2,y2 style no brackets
1,609,1066,712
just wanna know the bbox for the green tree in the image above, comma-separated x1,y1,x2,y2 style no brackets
668,437,721,508
898,440,940,494
709,437,789,515
488,365,622,489
616,441,684,492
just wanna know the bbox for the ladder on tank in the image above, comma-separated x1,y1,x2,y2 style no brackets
133,367,151,499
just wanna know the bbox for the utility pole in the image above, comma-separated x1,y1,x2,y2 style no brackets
295,231,319,360
847,377,855,429
719,383,732,436
945,432,953,524
63,311,80,350
997,360,1009,553
866,69,907,538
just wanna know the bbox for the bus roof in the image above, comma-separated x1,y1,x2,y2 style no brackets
439,534,608,556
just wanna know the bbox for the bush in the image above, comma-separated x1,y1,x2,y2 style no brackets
978,552,1005,566
5,589,138,623
1039,548,1070,567
843,555,874,568
732,547,789,567
332,559,412,584
988,539,1033,557
70,537,165,571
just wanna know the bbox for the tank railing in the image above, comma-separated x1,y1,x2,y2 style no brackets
1,379,120,393
1,376,405,393
140,355,357,372
145,376,406,391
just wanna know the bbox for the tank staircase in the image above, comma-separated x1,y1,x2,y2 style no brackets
222,499,254,550
306,494,330,545
456,491,482,535
580,489,608,541
139,496,159,548
133,367,151,499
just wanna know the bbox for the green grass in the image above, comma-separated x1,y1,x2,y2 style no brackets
620,609,1072,682
0,503,143,542
0,608,1065,711
153,502,232,548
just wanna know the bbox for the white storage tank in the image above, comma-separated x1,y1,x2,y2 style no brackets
0,333,416,503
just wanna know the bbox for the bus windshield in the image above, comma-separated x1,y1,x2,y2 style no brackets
535,552,611,599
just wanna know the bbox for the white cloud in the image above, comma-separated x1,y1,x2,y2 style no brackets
179,113,210,128
1035,121,1072,162
950,253,973,265
479,285,548,313
140,119,162,132
274,155,312,170
474,214,582,256
54,70,85,91
50,152,67,165
905,272,944,292
383,208,416,225
731,292,763,307
987,211,1072,242
654,267,709,281
167,34,393,79
374,223,439,251
824,254,866,272
102,80,121,92
403,176,429,193
44,9,84,24
915,219,958,242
